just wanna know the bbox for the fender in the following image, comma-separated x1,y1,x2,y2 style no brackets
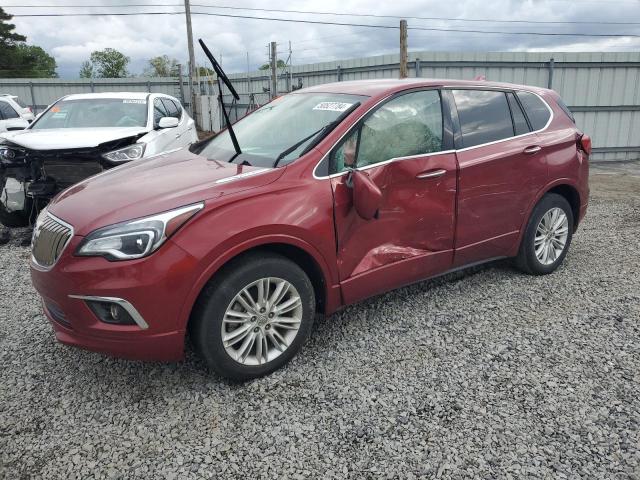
508,176,582,257
175,232,340,330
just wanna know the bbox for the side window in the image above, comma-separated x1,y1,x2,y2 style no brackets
516,91,551,131
0,101,19,119
171,99,183,119
153,98,168,126
452,90,514,148
507,92,530,136
333,130,360,173
331,90,443,174
161,98,180,120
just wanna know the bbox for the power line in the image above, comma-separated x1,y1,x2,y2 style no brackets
9,10,640,38
5,2,640,25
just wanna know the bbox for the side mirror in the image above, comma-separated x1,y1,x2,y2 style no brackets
5,119,28,131
157,117,179,129
351,169,382,220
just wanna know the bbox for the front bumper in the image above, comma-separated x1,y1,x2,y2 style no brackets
31,235,201,362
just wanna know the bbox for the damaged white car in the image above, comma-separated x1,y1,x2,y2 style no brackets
0,92,197,227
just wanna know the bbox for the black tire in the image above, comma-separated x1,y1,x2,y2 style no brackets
515,193,574,275
0,202,32,228
190,252,316,381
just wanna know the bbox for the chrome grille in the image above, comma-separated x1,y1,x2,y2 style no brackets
32,213,73,268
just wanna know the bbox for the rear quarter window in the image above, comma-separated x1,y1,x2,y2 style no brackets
516,91,551,131
555,96,575,123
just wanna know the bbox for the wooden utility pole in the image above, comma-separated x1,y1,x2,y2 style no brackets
399,19,408,79
270,41,278,99
184,0,197,117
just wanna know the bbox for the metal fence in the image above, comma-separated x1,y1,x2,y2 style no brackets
0,77,190,114
219,51,640,162
2,51,639,161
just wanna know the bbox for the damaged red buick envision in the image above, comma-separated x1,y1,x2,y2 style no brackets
31,79,590,379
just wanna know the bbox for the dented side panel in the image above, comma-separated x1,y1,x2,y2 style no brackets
331,152,457,300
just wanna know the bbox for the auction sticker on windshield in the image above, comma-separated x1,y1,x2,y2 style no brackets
313,102,354,112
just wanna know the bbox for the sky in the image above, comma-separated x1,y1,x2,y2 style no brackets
4,0,640,78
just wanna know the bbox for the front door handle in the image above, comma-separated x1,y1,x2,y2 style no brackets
416,169,447,179
523,145,542,154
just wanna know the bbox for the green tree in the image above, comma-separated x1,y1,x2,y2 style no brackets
259,59,286,70
144,55,179,77
0,7,25,48
197,66,214,77
79,60,93,79
80,48,130,78
0,7,57,78
12,44,57,78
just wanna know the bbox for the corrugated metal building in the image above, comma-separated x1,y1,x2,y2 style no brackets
1,51,639,161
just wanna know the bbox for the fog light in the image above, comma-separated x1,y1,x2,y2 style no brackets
87,300,136,326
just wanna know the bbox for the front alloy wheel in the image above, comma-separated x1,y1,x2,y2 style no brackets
222,277,303,366
190,252,315,380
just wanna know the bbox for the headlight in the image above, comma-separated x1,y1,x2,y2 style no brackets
76,202,203,261
0,145,23,165
102,144,146,163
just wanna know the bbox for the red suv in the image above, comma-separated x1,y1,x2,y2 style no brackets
30,79,590,379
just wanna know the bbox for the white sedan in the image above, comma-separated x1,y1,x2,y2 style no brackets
0,92,198,227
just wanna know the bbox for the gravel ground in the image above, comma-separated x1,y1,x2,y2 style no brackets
1,169,639,479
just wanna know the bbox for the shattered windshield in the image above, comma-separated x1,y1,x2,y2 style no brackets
197,93,367,167
32,98,149,129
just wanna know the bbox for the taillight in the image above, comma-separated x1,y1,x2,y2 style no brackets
578,134,592,156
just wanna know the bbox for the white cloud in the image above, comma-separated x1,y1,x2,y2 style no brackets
5,0,640,78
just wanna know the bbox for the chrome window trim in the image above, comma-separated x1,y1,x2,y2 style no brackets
319,150,457,179
68,295,149,330
30,212,74,271
312,86,554,180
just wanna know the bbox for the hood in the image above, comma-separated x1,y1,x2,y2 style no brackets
47,148,283,236
0,127,148,150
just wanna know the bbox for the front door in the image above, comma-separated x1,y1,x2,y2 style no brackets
329,89,457,304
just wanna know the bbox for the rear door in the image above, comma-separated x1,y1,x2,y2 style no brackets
448,88,549,267
329,89,458,304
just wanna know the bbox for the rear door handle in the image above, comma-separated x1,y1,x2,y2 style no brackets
416,169,447,179
523,145,542,154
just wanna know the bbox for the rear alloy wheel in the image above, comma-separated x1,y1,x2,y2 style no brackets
534,207,569,266
516,193,574,275
190,252,315,380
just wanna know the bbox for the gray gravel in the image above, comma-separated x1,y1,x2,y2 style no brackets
1,174,639,479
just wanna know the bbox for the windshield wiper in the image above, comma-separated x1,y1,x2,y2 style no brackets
273,102,361,167
199,39,242,161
